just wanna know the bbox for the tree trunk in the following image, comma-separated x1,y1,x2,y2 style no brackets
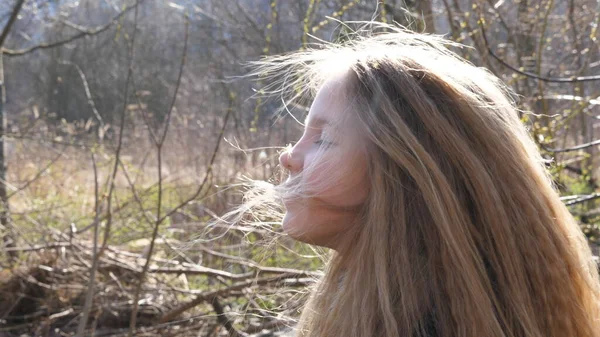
0,54,15,261
0,0,26,263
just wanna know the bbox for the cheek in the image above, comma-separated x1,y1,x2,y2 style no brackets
302,152,369,207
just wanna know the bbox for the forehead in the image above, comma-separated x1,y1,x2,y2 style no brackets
305,73,352,128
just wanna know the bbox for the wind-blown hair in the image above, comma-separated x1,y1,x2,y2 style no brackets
244,22,600,337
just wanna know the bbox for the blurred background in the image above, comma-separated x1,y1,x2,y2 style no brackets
0,0,599,336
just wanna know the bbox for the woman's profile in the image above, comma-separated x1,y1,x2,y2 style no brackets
234,22,600,337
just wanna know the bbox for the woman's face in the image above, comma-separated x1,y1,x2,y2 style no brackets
278,75,369,249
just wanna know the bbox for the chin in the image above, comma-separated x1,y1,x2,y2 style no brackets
281,211,339,249
281,211,307,238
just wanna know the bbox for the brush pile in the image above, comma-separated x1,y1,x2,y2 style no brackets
0,238,315,337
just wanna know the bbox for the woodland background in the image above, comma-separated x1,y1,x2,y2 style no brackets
0,0,599,336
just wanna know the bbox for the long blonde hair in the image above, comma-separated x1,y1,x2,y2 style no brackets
246,22,600,337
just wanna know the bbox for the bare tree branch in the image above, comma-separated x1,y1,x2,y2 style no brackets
541,138,600,153
3,0,143,57
59,60,106,137
564,193,600,206
0,0,25,47
479,21,600,83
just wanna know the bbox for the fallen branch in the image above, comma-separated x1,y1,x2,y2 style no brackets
211,296,247,337
3,242,71,252
160,273,312,323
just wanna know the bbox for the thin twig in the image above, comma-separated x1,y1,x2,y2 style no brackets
159,13,189,146
7,150,64,199
157,85,234,225
128,8,189,337
99,0,141,256
75,153,101,336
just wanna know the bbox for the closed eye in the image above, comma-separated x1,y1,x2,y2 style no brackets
314,139,335,148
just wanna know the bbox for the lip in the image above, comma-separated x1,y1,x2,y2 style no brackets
282,198,296,209
282,197,305,210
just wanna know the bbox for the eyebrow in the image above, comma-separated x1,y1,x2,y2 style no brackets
305,116,331,128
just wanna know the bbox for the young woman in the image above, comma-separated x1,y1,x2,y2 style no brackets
242,23,600,337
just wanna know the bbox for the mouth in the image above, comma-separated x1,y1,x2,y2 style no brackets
281,197,310,210
282,198,299,208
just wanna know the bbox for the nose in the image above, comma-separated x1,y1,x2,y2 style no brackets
279,147,303,173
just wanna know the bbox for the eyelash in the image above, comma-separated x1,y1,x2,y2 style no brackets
314,139,334,148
